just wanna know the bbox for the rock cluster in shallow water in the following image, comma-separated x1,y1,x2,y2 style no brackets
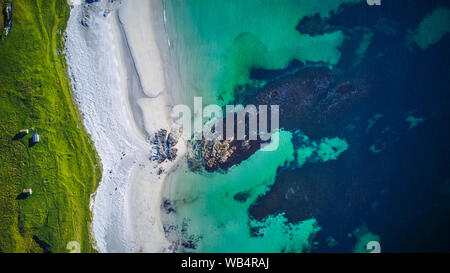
188,66,369,173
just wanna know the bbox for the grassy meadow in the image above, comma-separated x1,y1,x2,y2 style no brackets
0,0,101,252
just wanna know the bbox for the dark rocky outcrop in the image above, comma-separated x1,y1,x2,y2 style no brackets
151,129,180,163
188,67,369,172
296,14,336,36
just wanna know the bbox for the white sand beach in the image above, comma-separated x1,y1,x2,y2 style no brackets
65,0,183,252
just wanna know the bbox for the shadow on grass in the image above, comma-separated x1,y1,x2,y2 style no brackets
28,138,37,147
15,193,29,200
12,132,27,141
33,236,51,253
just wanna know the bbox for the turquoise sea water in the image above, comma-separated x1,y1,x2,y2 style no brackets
164,131,322,252
161,0,450,253
162,0,360,252
163,130,349,252
165,0,359,106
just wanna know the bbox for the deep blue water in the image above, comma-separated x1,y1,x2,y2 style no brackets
248,0,450,252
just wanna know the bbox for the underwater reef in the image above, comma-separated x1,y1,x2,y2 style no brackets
188,66,369,172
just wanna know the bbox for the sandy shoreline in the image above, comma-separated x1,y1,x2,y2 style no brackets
65,0,183,252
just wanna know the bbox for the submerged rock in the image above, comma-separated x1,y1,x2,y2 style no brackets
188,67,369,172
296,14,336,36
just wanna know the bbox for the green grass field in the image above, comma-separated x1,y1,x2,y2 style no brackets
0,0,101,252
